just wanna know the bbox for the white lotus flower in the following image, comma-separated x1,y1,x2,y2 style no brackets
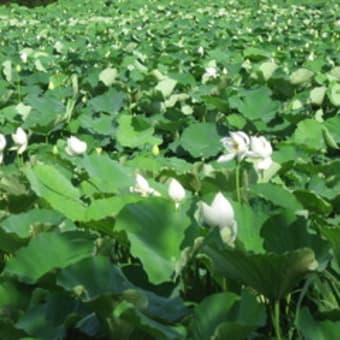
130,174,160,197
204,66,218,79
248,136,273,170
199,192,237,244
168,178,186,208
65,136,87,156
218,131,250,163
197,46,204,56
12,127,28,154
20,52,28,63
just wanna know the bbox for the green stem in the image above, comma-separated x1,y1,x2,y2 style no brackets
271,300,282,340
18,154,24,167
235,163,241,202
17,79,22,102
242,168,249,203
222,277,227,291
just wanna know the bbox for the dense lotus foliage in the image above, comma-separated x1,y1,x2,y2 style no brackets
0,0,339,339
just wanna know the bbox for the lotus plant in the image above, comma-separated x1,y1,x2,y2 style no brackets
65,136,87,156
199,192,237,245
12,127,28,154
168,178,186,208
0,134,6,164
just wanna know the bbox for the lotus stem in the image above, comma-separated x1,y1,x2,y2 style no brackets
235,163,241,202
271,300,282,340
17,77,22,102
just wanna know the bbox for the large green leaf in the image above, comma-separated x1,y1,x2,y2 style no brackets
24,164,86,221
250,183,302,211
0,209,67,239
202,230,318,300
325,116,340,144
116,114,161,148
189,290,266,340
262,212,330,264
15,304,65,340
289,68,313,85
296,307,340,340
155,77,177,98
88,88,125,114
233,202,266,253
79,154,133,194
3,231,96,284
189,292,239,340
143,291,189,323
213,322,256,340
294,189,332,215
99,67,117,87
0,281,29,314
57,256,132,301
24,93,65,133
328,83,340,107
122,306,182,340
320,227,340,267
115,198,191,283
293,119,326,151
180,122,221,159
230,87,278,122
0,320,26,340
84,196,133,222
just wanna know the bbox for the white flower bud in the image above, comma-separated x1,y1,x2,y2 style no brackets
250,136,272,159
200,192,237,243
65,136,87,156
204,66,218,79
136,174,152,194
197,46,204,56
130,174,160,197
20,52,28,63
247,136,273,171
12,127,28,154
168,178,186,207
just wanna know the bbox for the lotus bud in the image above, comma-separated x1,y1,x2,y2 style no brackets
130,174,159,197
200,192,237,243
135,174,152,194
52,145,59,155
248,136,273,170
20,52,28,63
168,178,186,208
65,136,87,156
152,144,160,156
197,46,204,56
12,127,28,154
